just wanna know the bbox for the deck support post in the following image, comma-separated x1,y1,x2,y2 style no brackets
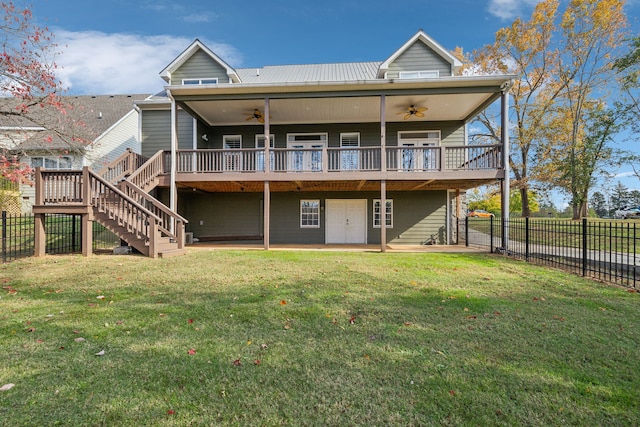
264,181,270,250
380,180,387,252
81,214,92,257
168,90,178,234
34,167,45,256
500,89,510,251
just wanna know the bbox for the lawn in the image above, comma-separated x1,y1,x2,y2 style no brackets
1,250,639,426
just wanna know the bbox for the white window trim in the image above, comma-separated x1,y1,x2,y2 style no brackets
182,77,219,85
340,132,360,147
286,132,328,146
29,155,73,170
398,130,441,145
398,70,440,79
300,200,321,228
373,199,393,228
255,134,275,148
223,135,242,149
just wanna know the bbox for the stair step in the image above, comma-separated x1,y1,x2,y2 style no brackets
159,248,187,258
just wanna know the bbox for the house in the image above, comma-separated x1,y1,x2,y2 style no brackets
0,94,150,212
33,30,513,257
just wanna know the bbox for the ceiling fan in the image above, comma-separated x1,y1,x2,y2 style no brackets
397,105,428,120
246,109,265,124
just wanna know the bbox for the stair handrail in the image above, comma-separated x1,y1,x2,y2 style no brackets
86,168,163,256
127,150,167,192
119,179,188,247
97,148,147,184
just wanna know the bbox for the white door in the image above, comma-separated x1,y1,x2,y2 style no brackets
326,199,367,244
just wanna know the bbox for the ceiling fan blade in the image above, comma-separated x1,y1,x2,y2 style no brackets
415,112,425,118
404,113,412,120
246,116,254,121
397,111,407,115
258,117,265,123
417,107,428,112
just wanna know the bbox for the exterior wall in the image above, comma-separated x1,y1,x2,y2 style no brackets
171,50,230,85
179,189,448,245
84,109,140,170
141,109,193,157
198,121,465,149
386,42,452,78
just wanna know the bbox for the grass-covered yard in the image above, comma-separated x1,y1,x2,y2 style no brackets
1,250,639,426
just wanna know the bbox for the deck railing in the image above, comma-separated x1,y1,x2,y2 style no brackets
97,148,147,184
169,144,501,174
128,150,166,191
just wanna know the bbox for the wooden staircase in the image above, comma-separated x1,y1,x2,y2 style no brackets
33,150,187,258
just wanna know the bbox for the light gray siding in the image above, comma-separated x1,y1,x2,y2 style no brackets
141,109,193,157
386,42,452,78
85,109,140,170
171,50,229,85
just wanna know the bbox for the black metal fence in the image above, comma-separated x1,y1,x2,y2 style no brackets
1,211,120,263
461,217,639,289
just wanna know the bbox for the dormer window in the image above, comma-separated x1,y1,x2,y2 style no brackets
182,78,218,85
398,70,439,79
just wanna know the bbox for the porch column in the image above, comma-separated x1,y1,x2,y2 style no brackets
264,181,270,250
380,180,387,252
500,89,510,251
264,98,270,173
81,214,93,257
168,90,178,217
380,95,386,172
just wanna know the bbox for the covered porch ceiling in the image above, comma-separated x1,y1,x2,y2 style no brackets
177,178,500,194
167,75,514,127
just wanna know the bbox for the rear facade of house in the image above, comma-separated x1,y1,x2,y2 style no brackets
134,30,512,248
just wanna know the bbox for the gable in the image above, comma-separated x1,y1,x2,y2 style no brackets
386,42,452,78
170,49,231,85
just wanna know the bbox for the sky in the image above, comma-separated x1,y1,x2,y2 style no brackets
26,0,640,207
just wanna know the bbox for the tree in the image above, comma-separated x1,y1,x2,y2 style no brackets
546,0,628,219
0,2,63,183
590,191,608,217
472,0,562,217
609,181,630,210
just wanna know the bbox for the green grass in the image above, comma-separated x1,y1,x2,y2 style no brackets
1,250,639,426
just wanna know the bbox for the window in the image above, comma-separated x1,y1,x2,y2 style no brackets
373,200,393,228
30,156,73,170
287,133,327,172
340,132,360,170
223,135,242,171
182,78,218,85
300,200,320,228
256,134,275,171
397,131,441,171
399,70,439,79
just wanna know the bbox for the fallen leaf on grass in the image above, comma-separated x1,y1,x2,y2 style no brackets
187,348,196,355
627,289,639,293
95,350,105,356
403,322,412,326
254,359,261,366
187,319,194,324
232,359,242,366
74,337,85,342
260,343,268,349
96,295,105,300
449,390,457,396
26,327,35,333
0,384,15,392
280,300,287,306
349,316,356,325
167,410,175,415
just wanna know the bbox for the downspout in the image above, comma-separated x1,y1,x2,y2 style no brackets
501,88,510,252
167,90,178,228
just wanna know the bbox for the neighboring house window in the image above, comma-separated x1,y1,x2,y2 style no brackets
182,78,218,85
300,200,320,228
399,70,439,79
30,156,73,170
340,132,360,170
373,199,393,228
223,135,242,171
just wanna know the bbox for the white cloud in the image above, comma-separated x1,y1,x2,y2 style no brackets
487,0,543,20
53,30,242,95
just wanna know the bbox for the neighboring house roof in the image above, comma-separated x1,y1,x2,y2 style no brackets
235,62,382,84
0,94,150,152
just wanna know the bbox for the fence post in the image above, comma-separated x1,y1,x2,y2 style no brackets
582,217,588,277
2,211,6,264
465,215,469,247
525,217,530,261
490,215,494,254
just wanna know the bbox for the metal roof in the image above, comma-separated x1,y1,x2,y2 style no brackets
236,62,382,84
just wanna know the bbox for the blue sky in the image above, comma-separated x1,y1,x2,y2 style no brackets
28,0,640,206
